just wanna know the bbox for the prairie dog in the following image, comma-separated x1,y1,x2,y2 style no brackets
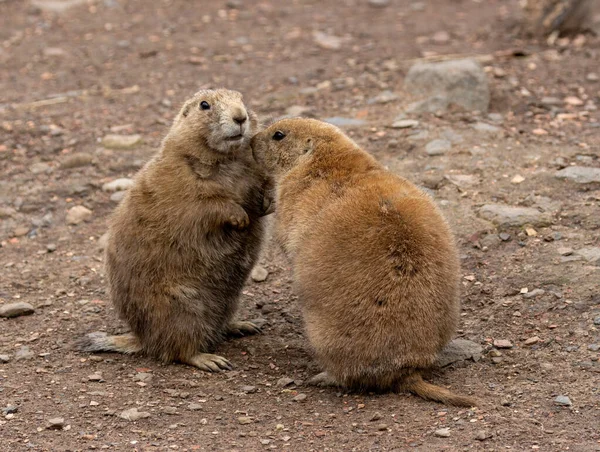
250,118,476,406
77,89,272,372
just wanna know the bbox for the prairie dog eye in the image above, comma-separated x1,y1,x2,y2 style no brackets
272,131,286,141
200,101,211,110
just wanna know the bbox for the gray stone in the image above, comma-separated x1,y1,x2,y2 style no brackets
133,372,153,383
493,339,513,349
404,59,489,112
471,122,502,134
480,234,501,249
575,247,600,265
367,90,399,105
440,128,463,143
445,174,478,188
368,0,389,7
15,346,34,361
313,31,343,50
0,354,11,363
60,153,93,169
102,134,142,149
0,302,35,318
292,393,307,402
47,417,65,430
523,289,545,299
390,119,419,129
474,430,492,441
554,395,572,406
30,162,52,174
66,205,92,225
434,428,451,438
119,407,151,421
102,178,134,193
32,0,88,13
555,166,600,184
324,117,367,127
187,403,203,411
436,339,482,367
479,204,551,227
241,385,257,394
277,377,295,387
425,139,451,156
251,265,269,282
594,316,600,326
110,191,127,203
238,416,253,424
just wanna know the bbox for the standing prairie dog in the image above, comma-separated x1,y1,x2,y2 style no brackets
251,118,476,406
76,89,273,372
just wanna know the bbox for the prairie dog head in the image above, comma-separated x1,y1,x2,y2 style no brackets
168,89,258,154
250,118,355,180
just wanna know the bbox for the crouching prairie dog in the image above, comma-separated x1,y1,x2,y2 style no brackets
250,118,476,406
76,89,273,372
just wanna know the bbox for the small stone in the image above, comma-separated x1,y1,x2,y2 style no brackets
313,31,343,50
3,405,17,415
0,354,10,363
493,339,513,349
30,162,51,174
511,175,525,184
66,206,92,225
434,427,451,438
574,247,600,266
15,346,34,361
251,265,269,283
564,96,583,106
499,233,511,241
119,407,151,421
474,430,492,441
588,344,600,351
555,166,600,184
46,243,57,252
586,73,599,82
88,373,103,382
102,178,134,193
479,204,551,227
557,247,573,256
324,117,367,127
436,339,482,367
292,393,307,402
367,90,399,105
491,357,503,364
524,336,540,346
60,153,94,169
47,417,65,430
471,122,501,134
368,0,389,7
425,139,451,156
13,226,30,237
97,232,110,251
541,96,562,106
277,377,295,388
391,119,419,129
238,416,253,425
260,439,271,445
594,316,600,326
187,403,203,411
377,424,389,431
554,396,572,406
241,385,257,394
163,406,178,415
110,191,127,203
523,289,545,299
369,412,382,422
0,302,35,318
432,30,450,43
133,372,153,382
102,134,142,149
445,174,477,188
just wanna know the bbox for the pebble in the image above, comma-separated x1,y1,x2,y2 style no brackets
586,73,599,82
377,423,389,431
46,243,57,252
15,346,34,361
391,119,419,129
3,405,17,415
97,232,110,251
13,226,30,237
493,339,513,349
554,395,572,406
367,90,399,105
102,134,142,149
251,265,269,283
30,162,51,175
425,139,451,156
474,430,492,441
587,344,599,351
324,117,367,127
110,191,127,203
312,31,343,50
60,152,94,169
436,339,482,367
574,247,600,266
47,417,65,430
102,178,134,193
238,416,253,425
491,357,503,364
133,372,153,383
188,403,203,411
162,406,178,415
0,354,10,363
370,412,382,422
471,122,501,134
557,247,573,256
434,427,451,438
88,373,103,382
66,205,92,225
540,96,562,106
524,336,540,346
523,289,545,299
445,174,477,188
479,204,551,227
292,393,307,402
277,377,295,387
241,385,257,394
368,0,389,7
499,233,511,241
594,316,600,326
555,166,600,184
440,128,463,143
0,302,35,318
119,407,151,421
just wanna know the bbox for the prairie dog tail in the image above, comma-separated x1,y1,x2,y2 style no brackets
400,372,477,407
74,331,142,355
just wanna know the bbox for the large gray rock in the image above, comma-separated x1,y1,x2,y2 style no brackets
555,166,600,184
436,339,483,367
479,204,552,227
575,247,600,266
0,302,34,318
404,59,490,112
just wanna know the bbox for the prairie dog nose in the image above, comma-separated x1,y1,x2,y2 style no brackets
232,108,248,125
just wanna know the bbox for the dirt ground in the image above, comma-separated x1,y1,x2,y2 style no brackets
1,0,599,451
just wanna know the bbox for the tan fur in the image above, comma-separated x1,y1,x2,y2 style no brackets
523,0,592,35
76,89,272,372
251,118,476,406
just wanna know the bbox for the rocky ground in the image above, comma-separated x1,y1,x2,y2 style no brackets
1,0,600,451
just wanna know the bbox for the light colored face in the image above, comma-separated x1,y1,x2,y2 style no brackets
173,89,257,154
251,118,342,179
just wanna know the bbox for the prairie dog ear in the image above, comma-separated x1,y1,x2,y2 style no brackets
181,103,191,118
304,137,314,154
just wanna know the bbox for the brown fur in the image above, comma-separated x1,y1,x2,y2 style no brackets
76,89,272,372
251,118,476,406
523,0,592,36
